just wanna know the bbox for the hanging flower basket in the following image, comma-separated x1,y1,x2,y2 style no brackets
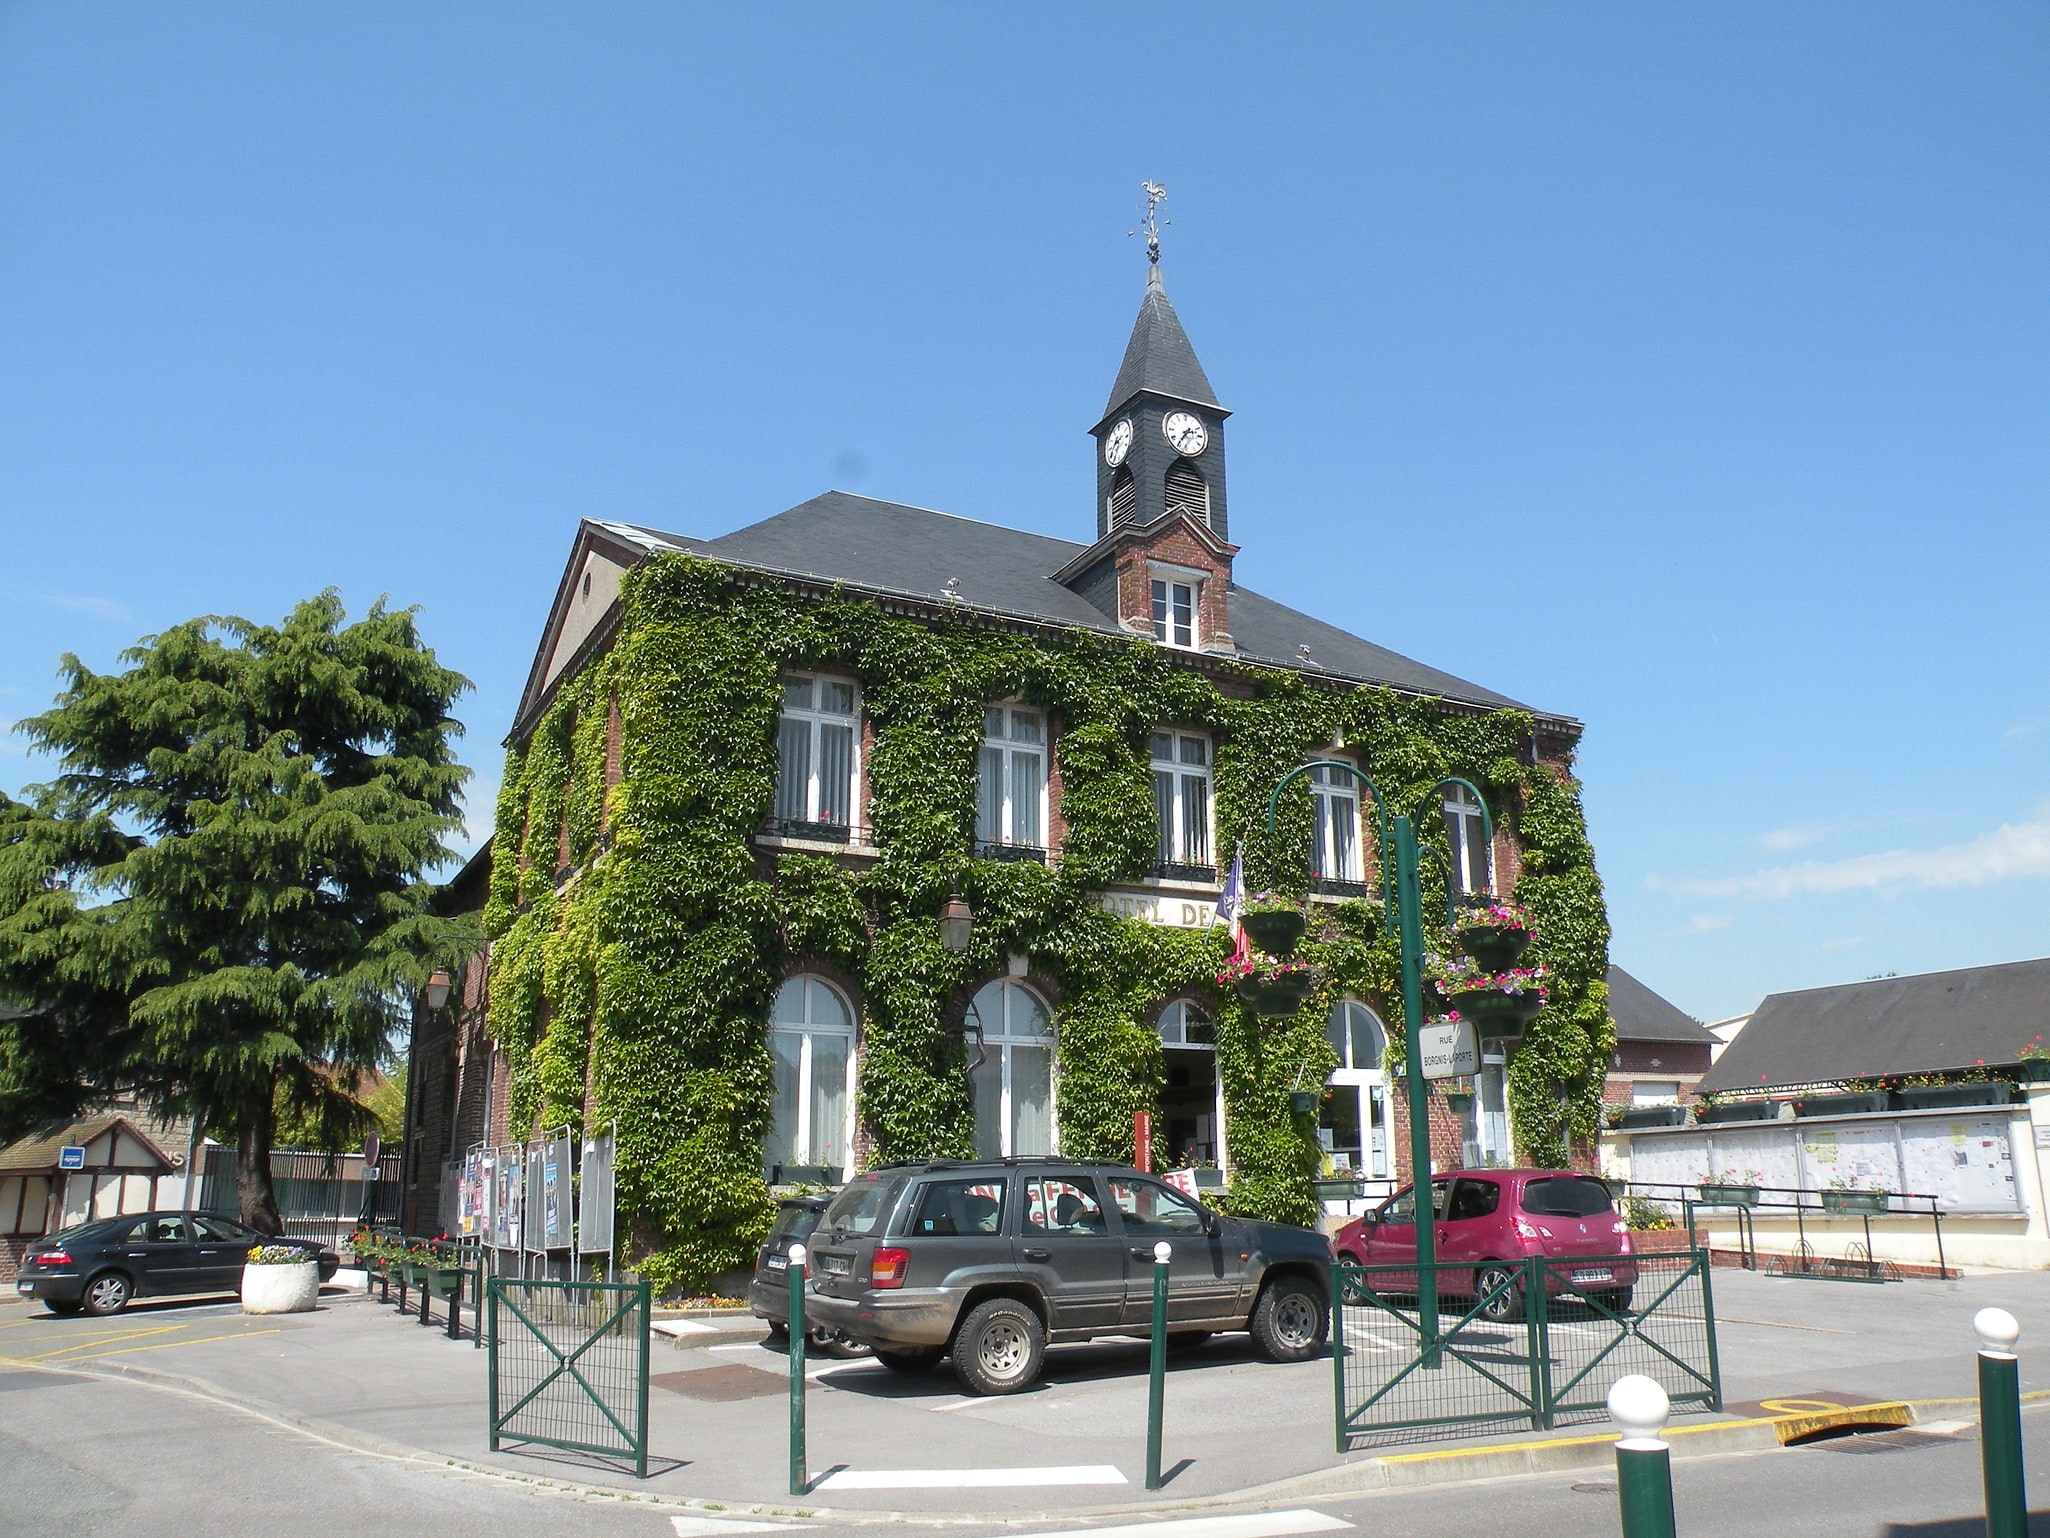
1287,1089,1318,1116
1453,899,1535,973
1218,950,1317,1019
1443,1090,1475,1115
1240,896,1309,960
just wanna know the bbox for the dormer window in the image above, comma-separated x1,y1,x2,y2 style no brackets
1151,575,1199,650
1164,461,1208,525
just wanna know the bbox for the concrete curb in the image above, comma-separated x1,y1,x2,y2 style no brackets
7,1351,2019,1525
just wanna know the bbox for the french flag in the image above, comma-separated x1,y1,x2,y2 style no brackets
1215,846,1251,965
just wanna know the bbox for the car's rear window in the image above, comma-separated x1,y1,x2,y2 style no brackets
821,1177,898,1236
768,1203,821,1243
1520,1176,1613,1217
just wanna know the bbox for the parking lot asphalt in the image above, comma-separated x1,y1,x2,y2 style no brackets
5,1264,2050,1520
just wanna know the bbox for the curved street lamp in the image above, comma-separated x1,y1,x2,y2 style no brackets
1264,760,1495,1353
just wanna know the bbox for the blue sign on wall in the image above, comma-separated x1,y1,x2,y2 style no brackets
58,1146,86,1171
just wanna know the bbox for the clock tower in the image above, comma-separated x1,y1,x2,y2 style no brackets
1089,254,1231,542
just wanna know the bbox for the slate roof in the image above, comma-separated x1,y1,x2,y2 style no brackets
1105,265,1221,415
1694,957,2050,1094
592,493,1546,718
1607,966,1715,1046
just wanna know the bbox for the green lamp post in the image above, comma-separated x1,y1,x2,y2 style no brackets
1263,761,1496,1353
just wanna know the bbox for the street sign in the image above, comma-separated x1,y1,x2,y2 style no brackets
58,1146,85,1171
1418,1019,1478,1080
360,1166,380,1181
361,1130,381,1166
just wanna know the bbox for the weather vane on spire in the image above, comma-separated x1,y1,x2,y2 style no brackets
1130,181,1169,264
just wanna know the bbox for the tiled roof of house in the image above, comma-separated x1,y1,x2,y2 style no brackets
1607,966,1716,1046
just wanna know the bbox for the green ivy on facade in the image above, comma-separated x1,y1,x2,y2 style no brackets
484,554,1613,1292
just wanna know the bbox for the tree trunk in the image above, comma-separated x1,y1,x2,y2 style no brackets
237,1087,284,1236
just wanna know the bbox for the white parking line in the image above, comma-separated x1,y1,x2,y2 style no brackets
1010,1509,1353,1538
814,1465,1128,1490
669,1519,793,1535
1343,1323,1408,1351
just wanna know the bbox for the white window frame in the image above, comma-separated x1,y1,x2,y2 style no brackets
967,980,1056,1158
1324,999,1391,1182
1149,729,1213,872
776,671,862,831
1310,763,1364,883
1443,783,1494,896
1149,570,1201,651
977,705,1048,852
767,976,858,1179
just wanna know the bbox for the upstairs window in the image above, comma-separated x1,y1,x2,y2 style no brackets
1164,462,1209,525
977,706,1047,858
1443,783,1493,896
1151,578,1198,649
776,673,860,837
1150,730,1213,877
1309,763,1363,887
1107,466,1136,527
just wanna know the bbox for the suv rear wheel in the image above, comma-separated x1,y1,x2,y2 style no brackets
1250,1275,1327,1361
953,1298,1046,1395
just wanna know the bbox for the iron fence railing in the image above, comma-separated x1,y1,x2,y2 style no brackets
1619,1179,1950,1281
487,1276,652,1478
1332,1249,1720,1448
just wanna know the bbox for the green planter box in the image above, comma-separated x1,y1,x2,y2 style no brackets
1313,1177,1364,1202
1698,1100,1780,1124
1821,1190,1888,1215
1794,1092,1891,1118
1897,1082,2013,1111
1615,1105,1687,1129
2016,1060,2050,1084
423,1266,465,1298
1697,1183,1760,1208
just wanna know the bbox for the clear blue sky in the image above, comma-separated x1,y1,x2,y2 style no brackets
3,6,2045,1025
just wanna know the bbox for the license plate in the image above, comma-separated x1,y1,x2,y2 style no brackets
15,1280,32,1293
819,1253,851,1276
1570,1268,1612,1284
766,1254,787,1270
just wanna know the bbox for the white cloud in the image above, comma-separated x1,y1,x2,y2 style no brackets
1686,914,1731,932
2008,719,2049,739
1816,935,1867,953
1757,823,1834,852
1651,818,2050,901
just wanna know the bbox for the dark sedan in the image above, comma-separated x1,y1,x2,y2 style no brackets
15,1211,340,1316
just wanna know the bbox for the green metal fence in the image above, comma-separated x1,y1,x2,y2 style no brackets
487,1275,652,1477
1333,1249,1721,1448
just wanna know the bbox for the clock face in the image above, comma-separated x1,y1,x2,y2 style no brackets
1103,418,1134,467
1162,411,1208,456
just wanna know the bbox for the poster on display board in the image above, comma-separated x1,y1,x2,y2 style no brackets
541,1132,573,1250
493,1149,523,1250
1900,1116,2019,1210
456,1151,481,1237
1797,1123,1902,1195
524,1144,546,1251
577,1129,615,1255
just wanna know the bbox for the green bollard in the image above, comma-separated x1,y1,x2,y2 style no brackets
788,1242,808,1496
1609,1374,1677,1538
1976,1307,2026,1538
1146,1241,1171,1491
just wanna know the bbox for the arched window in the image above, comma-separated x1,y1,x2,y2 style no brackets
966,980,1054,1158
1106,466,1136,527
1164,462,1208,524
1327,998,1385,1073
1156,1000,1215,1048
766,977,856,1178
1442,783,1493,896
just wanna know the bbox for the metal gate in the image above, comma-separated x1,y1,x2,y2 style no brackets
487,1276,652,1476
1333,1249,1721,1447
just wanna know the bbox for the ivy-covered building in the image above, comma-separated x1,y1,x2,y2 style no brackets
467,256,1613,1290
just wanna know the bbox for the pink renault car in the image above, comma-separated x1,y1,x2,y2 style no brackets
1331,1169,1637,1319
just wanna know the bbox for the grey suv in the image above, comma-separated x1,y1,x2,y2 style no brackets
802,1158,1332,1395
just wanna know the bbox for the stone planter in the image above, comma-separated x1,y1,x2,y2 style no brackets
1821,1189,1888,1215
241,1260,319,1315
1897,1082,2013,1111
1240,908,1308,959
